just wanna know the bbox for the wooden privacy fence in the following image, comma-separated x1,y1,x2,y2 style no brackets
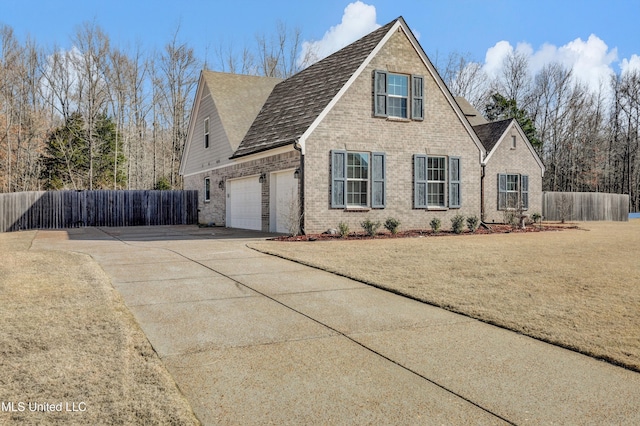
542,192,629,222
0,190,198,232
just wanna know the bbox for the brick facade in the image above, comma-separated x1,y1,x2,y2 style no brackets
302,29,483,234
482,123,544,223
184,149,300,229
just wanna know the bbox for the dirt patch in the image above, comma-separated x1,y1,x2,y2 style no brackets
0,232,199,425
251,220,640,372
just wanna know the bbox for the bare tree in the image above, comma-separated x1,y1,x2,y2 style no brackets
439,51,490,108
256,21,304,78
72,21,111,190
154,27,199,188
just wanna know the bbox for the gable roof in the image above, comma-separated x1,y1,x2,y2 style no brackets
473,119,513,153
230,19,397,159
474,118,545,174
230,16,486,161
179,71,281,175
202,71,282,151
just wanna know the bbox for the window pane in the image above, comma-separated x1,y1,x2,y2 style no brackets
388,97,407,118
388,74,408,96
428,182,445,206
347,153,368,179
347,180,368,206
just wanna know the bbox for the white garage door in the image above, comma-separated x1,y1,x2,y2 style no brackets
270,169,298,233
227,176,262,230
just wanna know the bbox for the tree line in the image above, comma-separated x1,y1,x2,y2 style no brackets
0,21,305,193
2,22,638,211
438,50,640,212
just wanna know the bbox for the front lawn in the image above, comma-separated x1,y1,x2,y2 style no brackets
250,220,640,372
0,231,199,425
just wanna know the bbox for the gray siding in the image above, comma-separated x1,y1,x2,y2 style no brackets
182,86,234,176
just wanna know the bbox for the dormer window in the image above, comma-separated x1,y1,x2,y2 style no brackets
374,70,423,120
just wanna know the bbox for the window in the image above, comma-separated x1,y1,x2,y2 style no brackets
347,152,369,206
414,155,462,209
204,117,210,148
204,177,211,202
374,70,423,120
387,74,408,118
427,157,446,208
331,150,385,208
511,135,517,149
498,174,529,210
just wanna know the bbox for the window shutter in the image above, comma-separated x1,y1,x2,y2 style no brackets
374,70,387,117
331,150,347,208
371,152,386,208
414,154,427,208
521,175,529,210
449,156,461,208
498,173,507,210
412,75,424,121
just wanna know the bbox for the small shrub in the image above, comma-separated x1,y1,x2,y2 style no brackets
429,217,441,233
531,212,542,223
383,217,401,235
503,210,518,227
338,221,349,238
451,214,465,234
360,218,381,237
466,215,480,232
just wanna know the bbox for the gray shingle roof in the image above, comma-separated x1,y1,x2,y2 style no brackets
202,71,282,150
455,96,488,126
473,119,513,153
231,19,399,159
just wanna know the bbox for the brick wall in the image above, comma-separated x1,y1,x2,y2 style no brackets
483,123,544,223
184,149,300,229
302,29,483,234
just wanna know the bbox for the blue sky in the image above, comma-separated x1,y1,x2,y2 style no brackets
3,0,640,85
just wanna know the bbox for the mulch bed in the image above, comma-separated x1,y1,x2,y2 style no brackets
270,223,577,242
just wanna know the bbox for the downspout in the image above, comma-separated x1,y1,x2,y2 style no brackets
481,163,486,222
293,139,305,235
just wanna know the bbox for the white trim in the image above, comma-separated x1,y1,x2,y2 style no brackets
181,145,296,178
482,120,545,176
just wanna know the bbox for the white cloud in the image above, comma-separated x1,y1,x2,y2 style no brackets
481,34,624,94
297,1,379,68
482,41,513,79
621,54,640,75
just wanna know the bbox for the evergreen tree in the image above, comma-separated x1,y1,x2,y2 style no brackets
94,114,127,189
485,93,541,150
41,113,126,189
41,112,89,189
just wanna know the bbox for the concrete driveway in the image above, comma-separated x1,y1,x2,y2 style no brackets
32,226,640,425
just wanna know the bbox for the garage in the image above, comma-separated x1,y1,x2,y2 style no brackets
226,176,262,230
270,169,299,233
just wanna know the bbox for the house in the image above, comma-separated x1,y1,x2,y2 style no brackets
180,17,543,234
456,97,545,223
